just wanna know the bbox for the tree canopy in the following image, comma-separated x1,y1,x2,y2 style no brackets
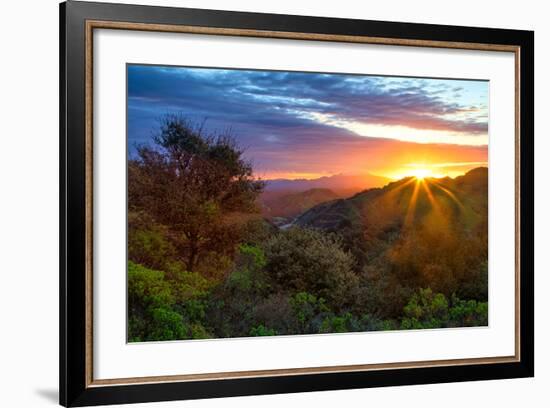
128,115,264,272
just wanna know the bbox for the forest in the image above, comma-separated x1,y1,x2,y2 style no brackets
127,115,488,342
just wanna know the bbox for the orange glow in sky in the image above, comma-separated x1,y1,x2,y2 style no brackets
256,138,487,182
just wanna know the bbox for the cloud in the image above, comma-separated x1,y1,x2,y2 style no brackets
127,65,489,175
128,66,488,140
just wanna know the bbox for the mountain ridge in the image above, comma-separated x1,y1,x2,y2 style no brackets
294,167,488,232
264,172,391,194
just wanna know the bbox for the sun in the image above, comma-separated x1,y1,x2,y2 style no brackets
410,168,432,180
386,165,446,181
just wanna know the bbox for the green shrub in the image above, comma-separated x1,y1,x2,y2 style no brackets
227,244,269,293
189,323,212,339
147,307,187,341
249,325,278,337
239,243,267,269
166,262,213,301
127,212,175,270
128,261,215,341
320,313,354,333
400,288,488,330
290,292,328,323
247,294,295,335
264,227,357,308
287,292,330,333
128,261,174,310
448,294,488,327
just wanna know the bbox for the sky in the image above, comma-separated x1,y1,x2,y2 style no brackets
127,64,489,181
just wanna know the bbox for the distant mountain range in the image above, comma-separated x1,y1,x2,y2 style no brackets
264,173,391,194
260,188,340,223
260,173,392,225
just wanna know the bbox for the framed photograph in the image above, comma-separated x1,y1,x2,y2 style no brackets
60,1,534,406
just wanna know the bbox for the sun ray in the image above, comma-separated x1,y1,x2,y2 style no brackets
421,180,445,222
403,179,421,228
431,181,465,210
385,177,416,199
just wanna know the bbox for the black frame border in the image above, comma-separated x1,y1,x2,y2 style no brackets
60,1,534,406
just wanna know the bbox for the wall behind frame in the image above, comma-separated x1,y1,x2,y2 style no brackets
0,0,545,408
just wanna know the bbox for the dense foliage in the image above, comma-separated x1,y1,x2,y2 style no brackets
128,116,488,341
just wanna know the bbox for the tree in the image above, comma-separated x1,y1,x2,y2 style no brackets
128,115,264,272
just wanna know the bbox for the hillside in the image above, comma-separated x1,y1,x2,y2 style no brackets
260,188,339,224
295,167,488,234
290,167,488,306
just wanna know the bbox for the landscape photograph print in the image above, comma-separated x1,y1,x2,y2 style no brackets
127,64,489,342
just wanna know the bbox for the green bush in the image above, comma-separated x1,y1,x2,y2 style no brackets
320,313,354,333
249,325,278,337
166,262,213,301
400,288,488,330
263,227,358,308
239,243,267,269
290,292,329,332
128,261,174,310
189,323,212,339
448,294,488,327
227,244,269,293
247,294,295,335
127,212,175,271
147,307,188,341
128,261,215,341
